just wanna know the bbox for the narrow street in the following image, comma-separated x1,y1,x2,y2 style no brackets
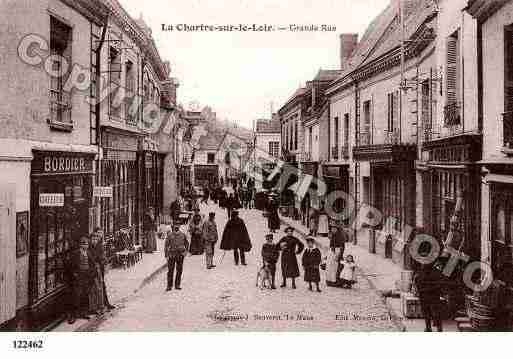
93,203,400,331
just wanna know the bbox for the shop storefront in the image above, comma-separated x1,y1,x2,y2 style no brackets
322,164,349,227
301,162,319,228
194,164,219,187
371,161,416,266
421,134,482,262
100,129,141,242
142,151,164,220
28,150,95,329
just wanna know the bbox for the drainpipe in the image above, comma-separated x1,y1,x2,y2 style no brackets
95,20,108,228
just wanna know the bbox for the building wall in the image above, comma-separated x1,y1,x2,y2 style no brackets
435,0,479,135
0,0,94,145
479,1,513,265
481,1,513,160
0,1,101,328
330,86,356,161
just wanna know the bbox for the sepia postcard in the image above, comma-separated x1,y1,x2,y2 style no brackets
1,0,512,344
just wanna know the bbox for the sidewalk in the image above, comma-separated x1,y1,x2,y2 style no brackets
279,215,458,332
53,234,168,332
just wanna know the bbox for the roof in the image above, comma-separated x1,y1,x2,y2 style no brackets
256,119,281,134
467,0,509,22
197,131,224,151
329,0,437,88
313,69,343,82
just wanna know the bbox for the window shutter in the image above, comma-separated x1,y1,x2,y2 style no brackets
505,28,513,112
446,35,458,105
393,91,399,131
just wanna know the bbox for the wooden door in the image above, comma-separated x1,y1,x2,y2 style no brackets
0,183,16,325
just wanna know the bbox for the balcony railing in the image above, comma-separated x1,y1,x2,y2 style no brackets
358,132,371,146
49,89,72,129
502,111,513,150
341,144,349,159
444,102,461,127
331,146,339,160
301,152,312,162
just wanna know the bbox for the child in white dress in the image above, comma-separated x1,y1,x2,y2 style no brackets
339,255,356,288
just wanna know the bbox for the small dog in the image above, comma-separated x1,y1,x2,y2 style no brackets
256,262,272,290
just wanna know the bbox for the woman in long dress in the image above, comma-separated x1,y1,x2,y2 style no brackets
267,199,280,233
143,208,157,253
88,233,105,315
188,211,204,255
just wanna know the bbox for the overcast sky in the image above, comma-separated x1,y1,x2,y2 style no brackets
119,0,390,129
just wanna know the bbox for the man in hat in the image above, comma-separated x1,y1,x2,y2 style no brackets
261,233,280,289
277,227,305,289
220,210,252,265
202,212,218,269
165,224,189,290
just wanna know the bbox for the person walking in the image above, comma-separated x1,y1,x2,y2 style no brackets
91,227,115,310
302,237,322,292
202,212,218,269
267,197,280,233
414,246,444,332
220,210,252,265
202,186,210,204
170,197,182,224
326,225,348,287
309,207,319,237
165,224,189,291
143,207,157,253
226,193,235,218
277,227,305,289
188,209,204,255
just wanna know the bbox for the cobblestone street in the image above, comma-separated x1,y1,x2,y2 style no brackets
94,203,400,331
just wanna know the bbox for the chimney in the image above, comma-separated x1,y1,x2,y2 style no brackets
161,78,179,108
339,33,358,70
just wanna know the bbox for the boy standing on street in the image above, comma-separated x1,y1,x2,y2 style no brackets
202,212,219,269
261,234,280,289
165,224,190,291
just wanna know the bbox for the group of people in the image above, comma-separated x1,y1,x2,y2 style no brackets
66,227,116,324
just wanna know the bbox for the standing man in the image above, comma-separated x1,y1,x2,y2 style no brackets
277,227,305,289
220,210,252,265
165,224,190,291
92,227,115,310
143,207,157,253
202,212,219,269
326,224,348,285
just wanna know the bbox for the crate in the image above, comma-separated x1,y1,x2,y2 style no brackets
401,293,424,319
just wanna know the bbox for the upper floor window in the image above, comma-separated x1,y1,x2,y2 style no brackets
125,60,135,92
269,141,279,158
445,30,461,126
360,100,372,145
343,113,349,146
49,16,72,128
207,153,215,164
387,91,399,132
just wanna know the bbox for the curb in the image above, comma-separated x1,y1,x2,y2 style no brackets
279,216,407,332
74,260,168,332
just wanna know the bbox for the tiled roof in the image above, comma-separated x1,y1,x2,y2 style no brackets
313,69,343,82
198,131,224,150
329,0,436,87
256,119,281,133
